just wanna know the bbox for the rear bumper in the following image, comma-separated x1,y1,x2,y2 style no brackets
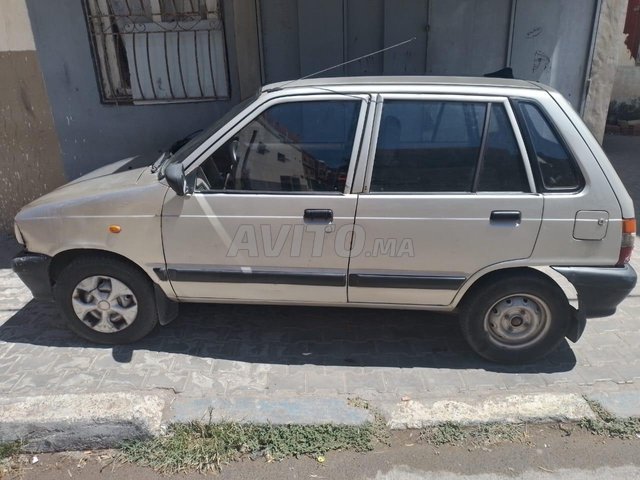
12,251,53,300
553,264,636,319
552,265,636,343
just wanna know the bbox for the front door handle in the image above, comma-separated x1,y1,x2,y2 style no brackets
490,210,521,224
304,209,333,222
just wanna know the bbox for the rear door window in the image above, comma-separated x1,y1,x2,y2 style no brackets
370,101,485,192
370,100,530,193
475,104,529,192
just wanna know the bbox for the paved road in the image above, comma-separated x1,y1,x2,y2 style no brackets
1,135,639,404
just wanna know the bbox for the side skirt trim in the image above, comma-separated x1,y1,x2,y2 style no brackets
155,268,346,287
348,273,465,290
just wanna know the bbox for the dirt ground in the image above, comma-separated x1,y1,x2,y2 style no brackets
5,425,639,480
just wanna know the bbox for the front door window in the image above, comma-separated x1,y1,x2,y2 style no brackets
196,100,361,193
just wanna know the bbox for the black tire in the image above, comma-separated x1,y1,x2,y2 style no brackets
459,272,571,364
53,255,158,344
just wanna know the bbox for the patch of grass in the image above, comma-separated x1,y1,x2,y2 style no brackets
467,423,528,445
347,397,391,447
579,400,640,439
420,422,466,446
0,442,24,479
0,442,21,461
420,422,528,447
119,415,386,473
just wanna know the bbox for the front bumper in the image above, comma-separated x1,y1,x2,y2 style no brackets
12,251,53,300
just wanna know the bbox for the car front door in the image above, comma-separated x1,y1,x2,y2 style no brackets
161,95,370,303
348,95,543,306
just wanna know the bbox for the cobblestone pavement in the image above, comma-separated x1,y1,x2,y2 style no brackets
1,136,640,403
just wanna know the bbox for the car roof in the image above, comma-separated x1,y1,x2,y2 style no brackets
262,76,541,92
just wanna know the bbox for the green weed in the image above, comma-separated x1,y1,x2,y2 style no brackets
120,418,384,473
579,400,640,439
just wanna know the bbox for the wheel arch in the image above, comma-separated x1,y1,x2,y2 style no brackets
49,248,179,326
49,248,152,286
455,266,576,310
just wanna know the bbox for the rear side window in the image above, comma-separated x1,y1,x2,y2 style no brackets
517,102,582,191
371,101,485,192
370,100,530,193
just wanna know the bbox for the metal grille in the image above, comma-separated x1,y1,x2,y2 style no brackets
84,0,230,104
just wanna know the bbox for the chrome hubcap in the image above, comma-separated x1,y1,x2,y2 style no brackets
71,276,138,333
484,294,551,349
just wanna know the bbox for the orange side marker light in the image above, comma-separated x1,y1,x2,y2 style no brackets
109,225,122,234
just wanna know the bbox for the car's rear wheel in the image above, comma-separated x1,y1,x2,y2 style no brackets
459,273,571,364
53,255,158,344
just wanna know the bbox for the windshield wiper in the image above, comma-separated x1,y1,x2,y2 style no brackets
152,129,204,175
150,152,168,174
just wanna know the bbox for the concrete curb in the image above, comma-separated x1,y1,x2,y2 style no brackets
169,396,374,426
587,391,640,418
376,393,597,429
1,390,637,453
0,392,166,452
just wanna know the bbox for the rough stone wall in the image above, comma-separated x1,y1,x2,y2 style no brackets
609,24,640,124
583,0,628,142
0,0,65,233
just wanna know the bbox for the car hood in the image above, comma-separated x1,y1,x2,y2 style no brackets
18,154,163,213
67,152,161,185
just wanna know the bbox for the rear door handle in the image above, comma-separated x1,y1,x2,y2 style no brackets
490,210,521,223
304,209,333,221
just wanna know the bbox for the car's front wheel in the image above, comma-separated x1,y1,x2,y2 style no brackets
53,255,158,344
459,272,571,364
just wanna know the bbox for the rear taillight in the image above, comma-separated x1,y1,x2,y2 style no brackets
617,218,636,266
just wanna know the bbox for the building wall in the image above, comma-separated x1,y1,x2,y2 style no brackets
25,0,260,180
583,0,628,141
0,0,66,232
609,0,640,124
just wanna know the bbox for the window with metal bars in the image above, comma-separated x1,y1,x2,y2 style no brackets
84,0,230,104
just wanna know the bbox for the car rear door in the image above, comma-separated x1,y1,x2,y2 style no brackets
348,94,543,306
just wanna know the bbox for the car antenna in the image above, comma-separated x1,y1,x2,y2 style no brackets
263,36,417,92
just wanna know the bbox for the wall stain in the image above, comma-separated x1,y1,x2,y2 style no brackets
526,26,543,38
19,84,35,119
532,50,551,74
63,61,72,90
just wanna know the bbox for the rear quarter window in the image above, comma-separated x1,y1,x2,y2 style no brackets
516,102,583,192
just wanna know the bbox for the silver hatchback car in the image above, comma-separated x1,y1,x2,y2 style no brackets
12,76,637,364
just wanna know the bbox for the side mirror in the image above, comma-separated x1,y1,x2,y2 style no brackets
165,163,193,196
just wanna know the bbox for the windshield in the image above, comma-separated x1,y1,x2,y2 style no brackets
167,93,259,166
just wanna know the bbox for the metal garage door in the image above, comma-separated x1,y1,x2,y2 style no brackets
257,0,599,110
